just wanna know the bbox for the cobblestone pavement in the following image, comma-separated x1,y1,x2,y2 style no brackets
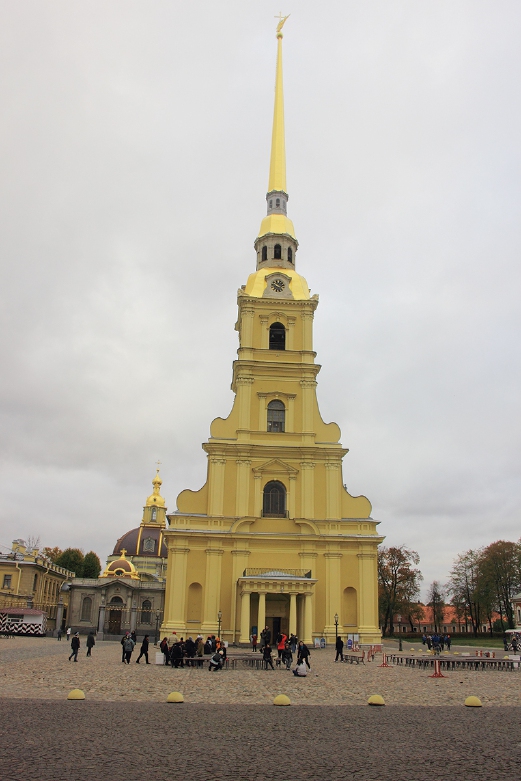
1,637,520,706
1,700,520,781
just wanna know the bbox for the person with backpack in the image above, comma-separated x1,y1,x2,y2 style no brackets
86,631,96,657
160,637,169,665
136,635,150,664
69,633,80,662
282,641,293,670
123,633,135,664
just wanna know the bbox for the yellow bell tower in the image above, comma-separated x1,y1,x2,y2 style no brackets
161,19,383,646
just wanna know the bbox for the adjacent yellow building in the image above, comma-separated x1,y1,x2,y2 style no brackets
161,21,383,646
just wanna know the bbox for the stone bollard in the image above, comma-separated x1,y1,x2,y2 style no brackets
167,692,184,703
67,689,85,700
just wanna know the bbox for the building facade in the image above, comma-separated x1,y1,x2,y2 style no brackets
161,22,383,647
0,540,74,632
66,470,167,637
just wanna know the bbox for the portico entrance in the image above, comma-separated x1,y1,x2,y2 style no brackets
238,569,317,645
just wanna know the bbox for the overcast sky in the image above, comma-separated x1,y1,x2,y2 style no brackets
1,1,520,597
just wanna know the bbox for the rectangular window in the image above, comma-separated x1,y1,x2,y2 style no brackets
3,575,12,589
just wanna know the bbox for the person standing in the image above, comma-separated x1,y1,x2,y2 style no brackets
262,642,275,670
86,631,95,657
57,628,62,641
136,635,150,664
66,627,71,643
160,637,169,664
123,633,135,664
335,635,344,662
297,640,311,669
121,631,130,663
251,633,258,652
277,633,287,661
69,633,80,662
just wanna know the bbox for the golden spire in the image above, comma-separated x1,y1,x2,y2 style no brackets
268,14,290,194
146,463,166,508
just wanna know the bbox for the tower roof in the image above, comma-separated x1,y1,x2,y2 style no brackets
146,467,165,508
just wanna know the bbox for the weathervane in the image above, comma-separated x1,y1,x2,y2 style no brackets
275,12,290,36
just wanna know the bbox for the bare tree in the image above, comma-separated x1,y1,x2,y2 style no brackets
427,581,444,633
25,534,41,551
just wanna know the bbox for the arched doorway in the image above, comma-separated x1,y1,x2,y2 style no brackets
108,596,124,634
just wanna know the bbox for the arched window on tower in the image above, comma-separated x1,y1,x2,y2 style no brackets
269,322,285,350
151,507,157,521
262,246,268,262
287,247,293,263
267,400,285,432
274,244,282,259
263,480,286,517
276,198,280,208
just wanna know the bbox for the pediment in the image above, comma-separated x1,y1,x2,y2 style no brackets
252,458,299,475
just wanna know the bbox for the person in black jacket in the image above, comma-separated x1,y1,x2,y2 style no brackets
86,631,96,657
69,633,80,662
262,642,274,670
136,635,150,664
297,640,311,669
335,636,344,662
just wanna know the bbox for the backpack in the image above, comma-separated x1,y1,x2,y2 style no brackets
124,639,134,652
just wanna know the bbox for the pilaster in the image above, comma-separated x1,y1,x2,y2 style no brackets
325,462,341,520
208,457,226,516
300,461,315,519
161,541,190,633
323,551,342,636
201,547,224,633
235,459,251,516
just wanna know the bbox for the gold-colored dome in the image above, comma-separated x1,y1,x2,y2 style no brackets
146,468,165,507
101,550,140,580
243,267,310,300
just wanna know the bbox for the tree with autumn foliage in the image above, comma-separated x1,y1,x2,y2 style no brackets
378,545,423,635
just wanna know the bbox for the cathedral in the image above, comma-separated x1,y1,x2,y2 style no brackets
160,21,383,646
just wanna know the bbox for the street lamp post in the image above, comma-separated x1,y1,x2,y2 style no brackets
155,610,161,646
334,613,339,642
217,610,222,642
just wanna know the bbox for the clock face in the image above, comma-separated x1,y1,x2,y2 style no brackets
271,278,285,292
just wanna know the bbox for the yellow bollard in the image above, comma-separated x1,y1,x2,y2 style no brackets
67,689,85,700
367,694,385,706
464,696,482,707
273,694,291,706
167,691,184,703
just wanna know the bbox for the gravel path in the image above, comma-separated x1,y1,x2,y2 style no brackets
1,700,520,781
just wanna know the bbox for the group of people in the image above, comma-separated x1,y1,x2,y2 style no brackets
252,627,310,676
67,630,96,661
159,633,227,670
422,633,452,652
121,631,150,664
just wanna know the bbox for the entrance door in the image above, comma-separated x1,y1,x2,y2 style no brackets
272,617,281,643
108,610,121,634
